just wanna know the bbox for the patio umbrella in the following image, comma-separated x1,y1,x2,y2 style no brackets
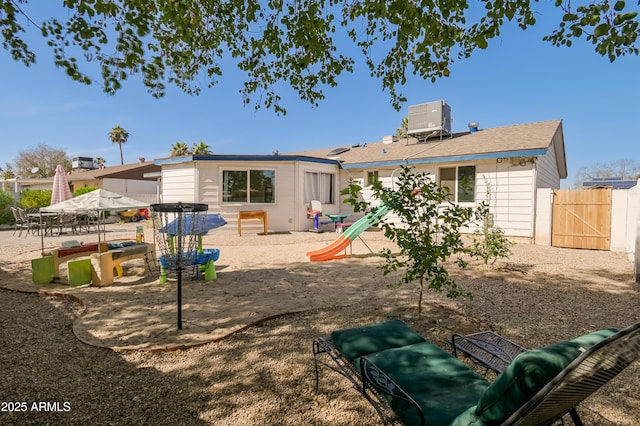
50,165,73,205
42,189,150,252
36,165,74,254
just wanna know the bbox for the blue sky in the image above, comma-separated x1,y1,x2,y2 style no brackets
1,4,638,189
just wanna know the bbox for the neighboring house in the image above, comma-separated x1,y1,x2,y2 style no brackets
155,118,567,240
0,178,53,195
1,161,160,205
67,161,160,204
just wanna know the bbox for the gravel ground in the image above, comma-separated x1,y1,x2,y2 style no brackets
1,235,639,425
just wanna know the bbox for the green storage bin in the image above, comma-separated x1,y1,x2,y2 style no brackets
68,258,92,287
31,256,54,284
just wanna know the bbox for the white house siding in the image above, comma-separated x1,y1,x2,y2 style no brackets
161,164,197,203
344,162,537,238
466,161,536,238
194,160,299,234
196,162,220,207
535,143,561,189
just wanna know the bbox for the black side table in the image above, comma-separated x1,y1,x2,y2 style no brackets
449,331,527,374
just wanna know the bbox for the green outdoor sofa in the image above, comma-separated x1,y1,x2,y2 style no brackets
313,319,640,425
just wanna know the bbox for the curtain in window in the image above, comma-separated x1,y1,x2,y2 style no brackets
304,172,333,204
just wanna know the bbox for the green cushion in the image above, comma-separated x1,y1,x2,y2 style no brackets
361,342,490,426
450,405,485,426
331,320,426,365
475,328,618,424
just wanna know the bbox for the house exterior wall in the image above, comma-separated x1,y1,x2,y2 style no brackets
70,178,99,191
535,141,561,189
196,162,220,207
161,164,198,203
344,159,538,239
195,160,299,233
476,160,536,239
159,159,342,233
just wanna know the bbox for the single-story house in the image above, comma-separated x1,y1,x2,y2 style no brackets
154,118,567,241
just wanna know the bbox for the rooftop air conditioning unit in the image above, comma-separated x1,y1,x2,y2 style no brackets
407,100,452,137
72,156,95,169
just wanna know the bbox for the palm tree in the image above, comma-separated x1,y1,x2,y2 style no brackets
396,117,409,140
170,142,191,157
94,157,106,168
191,141,212,155
108,126,129,165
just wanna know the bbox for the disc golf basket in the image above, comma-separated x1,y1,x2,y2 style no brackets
151,202,208,330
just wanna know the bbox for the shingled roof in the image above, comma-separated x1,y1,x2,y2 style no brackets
292,119,566,177
67,162,160,181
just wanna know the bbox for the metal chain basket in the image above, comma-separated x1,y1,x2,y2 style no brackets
151,202,209,329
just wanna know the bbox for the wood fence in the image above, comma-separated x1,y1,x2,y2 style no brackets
551,188,612,250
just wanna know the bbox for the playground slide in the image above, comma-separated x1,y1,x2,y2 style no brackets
306,203,389,262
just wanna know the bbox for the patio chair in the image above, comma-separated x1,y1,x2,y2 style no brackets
313,320,640,426
16,207,41,236
57,213,78,235
10,207,27,236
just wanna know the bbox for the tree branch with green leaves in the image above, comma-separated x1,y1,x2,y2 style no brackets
2,1,638,113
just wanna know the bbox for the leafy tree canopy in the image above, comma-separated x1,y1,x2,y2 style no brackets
14,144,71,178
2,1,638,113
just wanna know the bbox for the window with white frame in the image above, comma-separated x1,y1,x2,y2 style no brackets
367,171,379,186
438,166,476,203
222,169,275,203
304,171,335,204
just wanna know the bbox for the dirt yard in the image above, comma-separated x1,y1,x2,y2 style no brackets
0,227,638,425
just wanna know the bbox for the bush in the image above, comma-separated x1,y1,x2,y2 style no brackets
20,189,52,210
0,191,16,225
74,187,98,197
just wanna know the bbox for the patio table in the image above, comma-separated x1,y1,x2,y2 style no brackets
326,214,350,231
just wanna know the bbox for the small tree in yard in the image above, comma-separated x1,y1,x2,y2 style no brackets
468,179,513,269
342,165,482,316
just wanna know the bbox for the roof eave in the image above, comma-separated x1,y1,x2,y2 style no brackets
154,155,341,167
340,148,548,169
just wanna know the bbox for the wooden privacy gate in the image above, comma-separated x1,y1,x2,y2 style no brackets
552,188,612,250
